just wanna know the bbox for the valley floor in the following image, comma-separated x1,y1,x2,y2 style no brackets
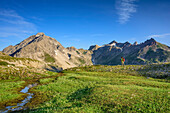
0,64,170,112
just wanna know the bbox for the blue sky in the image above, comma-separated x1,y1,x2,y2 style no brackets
0,0,170,50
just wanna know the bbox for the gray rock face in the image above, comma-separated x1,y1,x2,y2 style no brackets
91,38,170,65
3,33,92,69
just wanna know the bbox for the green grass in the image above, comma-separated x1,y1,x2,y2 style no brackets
0,54,38,62
0,65,59,109
26,64,170,112
44,52,55,63
39,78,56,84
0,66,55,81
0,81,25,108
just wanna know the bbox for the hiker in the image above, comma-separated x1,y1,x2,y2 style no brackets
121,57,125,66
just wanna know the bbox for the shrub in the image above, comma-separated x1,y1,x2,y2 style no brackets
76,51,80,54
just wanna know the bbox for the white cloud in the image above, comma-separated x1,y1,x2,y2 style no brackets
116,0,138,24
147,33,170,38
0,9,37,38
0,10,23,19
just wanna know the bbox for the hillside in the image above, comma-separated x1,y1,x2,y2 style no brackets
0,51,58,81
2,33,92,70
0,51,45,68
90,38,170,65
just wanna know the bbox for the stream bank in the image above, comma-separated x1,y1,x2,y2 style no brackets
0,83,37,113
0,73,64,112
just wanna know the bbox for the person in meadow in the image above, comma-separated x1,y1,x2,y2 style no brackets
121,57,125,66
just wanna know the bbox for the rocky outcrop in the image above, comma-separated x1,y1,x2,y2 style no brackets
3,33,92,69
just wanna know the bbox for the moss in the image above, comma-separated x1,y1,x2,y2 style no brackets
44,52,55,63
0,60,9,66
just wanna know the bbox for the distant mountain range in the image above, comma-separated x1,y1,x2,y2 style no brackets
2,32,170,69
89,38,170,65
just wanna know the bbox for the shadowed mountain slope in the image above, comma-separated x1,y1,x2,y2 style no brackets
90,38,170,65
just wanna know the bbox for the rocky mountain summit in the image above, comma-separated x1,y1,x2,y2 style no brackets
89,38,170,65
3,33,92,70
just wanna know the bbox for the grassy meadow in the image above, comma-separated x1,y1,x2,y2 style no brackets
24,64,170,113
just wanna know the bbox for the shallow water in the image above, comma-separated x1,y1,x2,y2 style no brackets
0,83,37,113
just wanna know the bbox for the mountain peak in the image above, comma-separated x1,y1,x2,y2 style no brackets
125,41,130,44
133,41,138,45
35,32,45,37
88,45,100,51
143,38,157,46
149,38,156,42
109,40,117,44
